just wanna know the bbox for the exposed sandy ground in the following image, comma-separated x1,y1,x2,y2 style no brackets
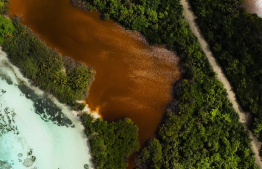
0,46,94,168
180,0,262,168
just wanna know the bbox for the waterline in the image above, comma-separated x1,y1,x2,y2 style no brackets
0,48,93,169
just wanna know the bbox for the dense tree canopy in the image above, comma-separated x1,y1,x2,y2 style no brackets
0,0,259,168
0,1,144,169
0,15,14,44
0,0,8,14
82,114,139,169
189,0,262,140
0,5,140,168
137,139,162,169
2,18,94,109
70,0,259,168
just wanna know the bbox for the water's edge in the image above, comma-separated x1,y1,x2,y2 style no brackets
0,46,94,169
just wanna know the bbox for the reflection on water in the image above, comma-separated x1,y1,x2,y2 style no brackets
9,0,180,149
243,0,262,17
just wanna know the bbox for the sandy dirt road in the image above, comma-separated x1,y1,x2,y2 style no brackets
180,0,262,167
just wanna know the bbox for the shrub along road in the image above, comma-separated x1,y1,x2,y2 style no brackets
180,0,262,167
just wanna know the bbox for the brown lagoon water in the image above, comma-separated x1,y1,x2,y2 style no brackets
243,0,262,17
9,0,180,167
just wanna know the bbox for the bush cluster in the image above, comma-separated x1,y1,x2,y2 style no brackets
76,0,258,168
82,114,139,169
189,0,262,140
2,17,94,110
0,8,139,168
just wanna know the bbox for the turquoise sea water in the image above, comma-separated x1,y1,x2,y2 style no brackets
0,49,93,169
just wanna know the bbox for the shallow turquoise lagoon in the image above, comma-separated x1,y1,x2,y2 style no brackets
0,49,93,169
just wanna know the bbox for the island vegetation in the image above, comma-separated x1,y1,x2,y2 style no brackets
0,0,260,168
1,17,94,110
0,0,8,15
0,0,140,168
82,114,139,169
188,0,262,141
71,0,259,168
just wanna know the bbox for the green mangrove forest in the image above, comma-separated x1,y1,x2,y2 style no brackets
1,0,261,168
188,0,262,141
1,16,93,110
0,1,139,168
82,114,139,169
74,0,259,168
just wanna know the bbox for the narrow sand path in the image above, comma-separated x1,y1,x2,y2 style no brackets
180,0,262,167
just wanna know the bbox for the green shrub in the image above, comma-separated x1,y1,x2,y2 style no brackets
0,15,14,44
2,18,93,108
79,0,258,168
189,0,262,140
82,114,139,169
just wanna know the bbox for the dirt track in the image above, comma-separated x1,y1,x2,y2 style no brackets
180,0,262,167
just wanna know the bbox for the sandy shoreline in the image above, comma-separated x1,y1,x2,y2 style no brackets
0,46,95,168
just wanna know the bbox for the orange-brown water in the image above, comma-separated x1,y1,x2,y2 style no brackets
9,0,180,167
243,0,262,17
